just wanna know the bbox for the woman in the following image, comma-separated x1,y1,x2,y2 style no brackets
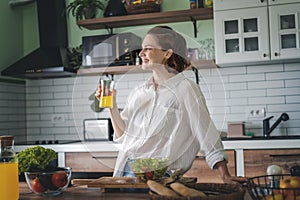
95,26,247,184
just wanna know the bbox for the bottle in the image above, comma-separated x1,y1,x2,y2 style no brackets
0,135,19,200
190,0,197,9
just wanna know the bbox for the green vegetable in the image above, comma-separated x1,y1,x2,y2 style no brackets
131,158,169,178
14,146,57,173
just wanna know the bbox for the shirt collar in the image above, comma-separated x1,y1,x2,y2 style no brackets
144,73,186,89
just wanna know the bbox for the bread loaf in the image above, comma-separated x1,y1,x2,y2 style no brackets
170,182,207,197
147,180,179,197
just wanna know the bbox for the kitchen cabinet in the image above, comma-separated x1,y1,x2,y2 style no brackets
243,149,300,178
214,0,300,66
65,152,118,173
184,150,236,183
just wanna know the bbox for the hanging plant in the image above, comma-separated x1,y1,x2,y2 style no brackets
65,0,107,20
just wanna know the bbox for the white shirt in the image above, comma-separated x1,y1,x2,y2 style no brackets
113,73,227,177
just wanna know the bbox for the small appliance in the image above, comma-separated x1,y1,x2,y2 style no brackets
83,118,113,141
82,33,142,67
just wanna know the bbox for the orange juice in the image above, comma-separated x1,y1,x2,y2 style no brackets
0,162,19,200
99,95,113,108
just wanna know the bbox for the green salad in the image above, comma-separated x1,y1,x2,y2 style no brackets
131,157,169,178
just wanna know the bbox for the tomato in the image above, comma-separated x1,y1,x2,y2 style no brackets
51,172,68,188
32,177,46,193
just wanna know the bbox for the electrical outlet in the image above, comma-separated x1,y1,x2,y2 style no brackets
246,107,266,119
51,114,65,124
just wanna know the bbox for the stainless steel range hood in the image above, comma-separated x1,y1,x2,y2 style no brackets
2,0,76,79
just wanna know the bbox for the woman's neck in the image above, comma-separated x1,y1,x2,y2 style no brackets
152,66,176,87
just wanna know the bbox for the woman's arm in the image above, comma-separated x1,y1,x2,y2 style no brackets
214,160,248,184
95,86,125,139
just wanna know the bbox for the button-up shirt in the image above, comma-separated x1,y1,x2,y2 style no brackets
113,73,227,177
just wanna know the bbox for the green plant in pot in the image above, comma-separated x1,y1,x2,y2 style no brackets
66,0,106,20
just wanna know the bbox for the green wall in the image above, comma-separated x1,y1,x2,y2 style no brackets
0,0,214,73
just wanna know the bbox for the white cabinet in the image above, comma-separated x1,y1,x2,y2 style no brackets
214,0,300,66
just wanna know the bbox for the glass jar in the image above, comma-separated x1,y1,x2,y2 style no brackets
0,135,19,200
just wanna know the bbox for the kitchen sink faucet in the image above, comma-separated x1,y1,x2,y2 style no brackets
263,113,289,138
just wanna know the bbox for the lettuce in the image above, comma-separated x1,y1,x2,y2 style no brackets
14,146,57,173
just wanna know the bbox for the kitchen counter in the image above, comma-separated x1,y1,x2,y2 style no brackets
19,182,252,200
19,182,148,200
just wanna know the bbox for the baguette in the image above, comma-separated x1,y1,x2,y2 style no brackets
147,180,179,197
170,182,206,197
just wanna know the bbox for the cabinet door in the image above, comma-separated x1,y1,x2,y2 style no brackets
268,0,300,6
65,152,118,172
214,7,269,65
269,3,300,60
183,150,235,183
244,149,300,178
214,0,267,11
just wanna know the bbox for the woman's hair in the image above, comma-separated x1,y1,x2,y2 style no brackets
147,26,191,72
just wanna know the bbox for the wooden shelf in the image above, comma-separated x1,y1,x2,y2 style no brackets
77,8,213,30
77,60,217,76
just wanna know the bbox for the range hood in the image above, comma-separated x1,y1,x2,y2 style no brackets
2,0,76,79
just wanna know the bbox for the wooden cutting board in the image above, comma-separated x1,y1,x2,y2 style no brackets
71,177,148,192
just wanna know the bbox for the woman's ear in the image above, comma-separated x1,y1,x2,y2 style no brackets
164,49,173,59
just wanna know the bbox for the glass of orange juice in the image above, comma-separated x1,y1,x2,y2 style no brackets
0,136,19,200
99,79,114,108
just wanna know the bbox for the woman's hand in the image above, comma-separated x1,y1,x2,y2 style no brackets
214,160,248,186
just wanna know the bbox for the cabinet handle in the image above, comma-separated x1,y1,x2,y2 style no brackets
260,0,264,2
269,154,300,157
274,52,279,57
92,156,118,159
263,53,267,57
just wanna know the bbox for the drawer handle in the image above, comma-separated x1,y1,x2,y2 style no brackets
92,156,118,159
269,154,300,157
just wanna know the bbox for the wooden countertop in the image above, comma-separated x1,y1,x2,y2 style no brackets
19,182,253,200
19,182,148,200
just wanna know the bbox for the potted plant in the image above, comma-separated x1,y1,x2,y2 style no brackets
66,0,107,20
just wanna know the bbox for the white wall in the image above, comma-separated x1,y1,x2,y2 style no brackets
25,62,300,141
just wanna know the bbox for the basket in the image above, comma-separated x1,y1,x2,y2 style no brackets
248,174,300,200
149,183,245,200
125,2,161,14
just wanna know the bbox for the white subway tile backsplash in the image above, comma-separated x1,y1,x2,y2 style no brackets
1,62,296,140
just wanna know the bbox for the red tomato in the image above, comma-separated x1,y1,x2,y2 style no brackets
32,177,46,193
51,172,68,188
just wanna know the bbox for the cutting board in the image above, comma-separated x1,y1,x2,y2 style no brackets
71,177,148,192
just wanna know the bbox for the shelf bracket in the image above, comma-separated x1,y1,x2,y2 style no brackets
190,17,197,38
192,66,199,84
105,25,114,34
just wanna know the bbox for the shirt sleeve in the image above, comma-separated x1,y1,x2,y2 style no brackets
185,81,227,169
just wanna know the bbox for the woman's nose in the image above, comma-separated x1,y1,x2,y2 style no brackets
139,49,144,57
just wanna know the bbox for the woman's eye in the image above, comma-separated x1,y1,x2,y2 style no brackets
143,48,152,51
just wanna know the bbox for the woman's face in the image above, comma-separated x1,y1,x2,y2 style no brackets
139,34,168,70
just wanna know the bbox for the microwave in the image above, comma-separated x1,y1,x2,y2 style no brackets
83,118,113,141
82,33,142,67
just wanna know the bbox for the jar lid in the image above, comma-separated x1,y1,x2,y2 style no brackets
0,135,14,146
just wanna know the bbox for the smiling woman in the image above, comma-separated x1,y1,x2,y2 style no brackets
95,25,247,185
